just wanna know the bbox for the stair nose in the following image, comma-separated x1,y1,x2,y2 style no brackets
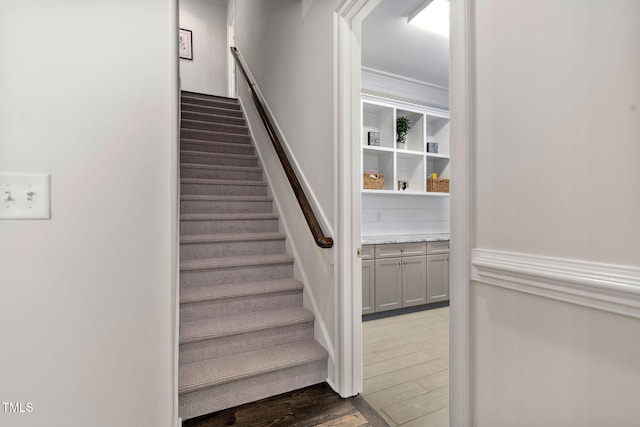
180,232,286,260
180,213,280,235
180,178,268,197
178,340,328,419
180,195,273,215
180,253,294,288
179,306,316,364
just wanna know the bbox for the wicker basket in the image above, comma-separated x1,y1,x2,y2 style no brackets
363,173,384,190
427,178,450,193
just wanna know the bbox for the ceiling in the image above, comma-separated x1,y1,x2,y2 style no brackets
362,0,449,88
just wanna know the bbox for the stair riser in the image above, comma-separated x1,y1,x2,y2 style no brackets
181,141,255,156
182,103,243,118
182,92,238,103
180,290,302,322
182,120,249,135
181,129,252,144
181,182,268,197
180,153,259,168
179,359,328,420
180,218,279,235
180,262,293,288
180,199,272,215
179,322,314,365
181,167,263,182
182,97,241,110
180,239,285,260
181,111,246,126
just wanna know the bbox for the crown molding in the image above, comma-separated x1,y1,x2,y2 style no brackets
361,66,450,92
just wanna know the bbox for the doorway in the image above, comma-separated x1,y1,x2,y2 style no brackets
334,0,471,425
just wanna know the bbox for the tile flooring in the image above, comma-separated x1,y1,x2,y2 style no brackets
362,307,450,427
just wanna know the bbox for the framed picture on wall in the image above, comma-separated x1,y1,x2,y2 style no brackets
179,28,193,60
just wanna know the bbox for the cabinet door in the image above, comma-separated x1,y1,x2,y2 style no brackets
427,254,450,303
375,257,402,312
402,255,427,307
362,259,375,315
361,245,375,260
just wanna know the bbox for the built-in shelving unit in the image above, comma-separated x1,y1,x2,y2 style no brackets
362,94,450,196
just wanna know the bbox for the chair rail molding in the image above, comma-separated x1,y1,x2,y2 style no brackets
472,249,640,319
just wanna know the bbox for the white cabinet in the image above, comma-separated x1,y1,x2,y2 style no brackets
362,94,450,196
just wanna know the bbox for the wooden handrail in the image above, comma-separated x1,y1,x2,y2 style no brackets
230,47,333,249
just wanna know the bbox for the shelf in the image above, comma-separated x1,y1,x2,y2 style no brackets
363,145,395,153
362,95,450,196
426,153,450,159
362,189,450,197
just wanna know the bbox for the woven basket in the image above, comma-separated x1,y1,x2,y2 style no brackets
363,173,384,189
427,178,449,193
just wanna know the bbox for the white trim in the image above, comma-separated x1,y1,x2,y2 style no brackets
172,1,180,424
472,249,640,319
449,0,473,425
362,66,450,93
237,96,337,378
334,0,381,398
362,92,449,117
226,0,237,98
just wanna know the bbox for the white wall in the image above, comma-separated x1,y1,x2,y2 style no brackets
180,0,228,96
0,2,178,427
362,195,449,235
471,1,640,425
233,0,339,384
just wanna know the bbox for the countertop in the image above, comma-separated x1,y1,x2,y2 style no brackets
362,233,450,245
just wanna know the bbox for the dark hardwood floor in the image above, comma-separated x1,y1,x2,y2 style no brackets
183,383,390,427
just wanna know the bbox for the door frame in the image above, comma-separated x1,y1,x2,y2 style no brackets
334,1,473,425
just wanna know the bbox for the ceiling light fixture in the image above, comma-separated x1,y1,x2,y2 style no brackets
408,0,449,37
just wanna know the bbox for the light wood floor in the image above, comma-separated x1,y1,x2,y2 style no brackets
362,307,450,427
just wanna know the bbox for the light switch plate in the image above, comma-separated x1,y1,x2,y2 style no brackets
0,173,51,219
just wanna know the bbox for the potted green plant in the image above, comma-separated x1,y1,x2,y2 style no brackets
396,116,411,149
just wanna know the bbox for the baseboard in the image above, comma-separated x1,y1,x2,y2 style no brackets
471,248,640,319
363,301,449,322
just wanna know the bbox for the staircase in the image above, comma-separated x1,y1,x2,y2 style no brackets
178,91,328,420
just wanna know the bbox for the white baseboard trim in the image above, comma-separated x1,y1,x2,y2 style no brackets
471,249,640,319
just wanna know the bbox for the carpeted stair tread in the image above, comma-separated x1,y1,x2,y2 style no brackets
180,150,257,160
181,96,241,109
181,102,244,117
182,118,248,132
181,178,267,187
180,194,272,202
180,306,314,344
182,128,251,145
181,232,285,244
181,111,245,125
180,138,253,150
180,253,293,271
180,278,302,304
179,340,328,394
180,212,278,221
182,94,241,105
181,91,239,103
180,163,262,173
